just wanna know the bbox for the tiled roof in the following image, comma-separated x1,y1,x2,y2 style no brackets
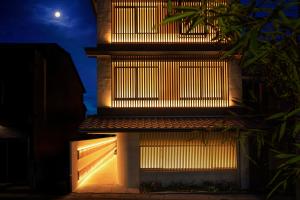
79,116,246,132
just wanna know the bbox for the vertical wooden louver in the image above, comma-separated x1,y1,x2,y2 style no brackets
112,55,229,107
140,132,237,170
111,0,226,43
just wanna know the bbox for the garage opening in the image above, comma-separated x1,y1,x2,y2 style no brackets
70,136,117,192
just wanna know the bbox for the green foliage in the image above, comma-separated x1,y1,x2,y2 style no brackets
139,181,238,193
162,0,300,198
263,108,300,198
267,145,300,199
163,0,300,102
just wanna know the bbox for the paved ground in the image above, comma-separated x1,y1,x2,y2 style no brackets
0,193,263,200
76,155,117,193
67,193,263,200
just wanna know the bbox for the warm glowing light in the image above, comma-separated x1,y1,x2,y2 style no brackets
112,57,229,108
77,138,117,152
77,137,117,182
54,11,61,18
111,1,227,43
71,137,117,191
78,155,116,188
140,132,237,170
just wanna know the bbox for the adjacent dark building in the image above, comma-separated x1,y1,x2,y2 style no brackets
0,44,86,192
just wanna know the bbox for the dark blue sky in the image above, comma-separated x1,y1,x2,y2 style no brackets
0,0,97,114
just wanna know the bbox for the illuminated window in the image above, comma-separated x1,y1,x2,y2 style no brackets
115,67,136,99
137,7,158,33
180,66,224,99
113,6,158,34
114,7,135,34
111,0,226,43
140,132,237,170
138,67,159,98
114,67,159,99
112,56,229,108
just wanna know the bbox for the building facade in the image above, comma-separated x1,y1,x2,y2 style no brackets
74,0,249,192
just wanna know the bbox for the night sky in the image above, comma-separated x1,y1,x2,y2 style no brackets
0,0,97,115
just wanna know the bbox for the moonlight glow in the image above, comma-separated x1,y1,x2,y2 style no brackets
54,11,61,18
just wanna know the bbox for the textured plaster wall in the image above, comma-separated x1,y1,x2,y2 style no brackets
229,59,243,106
96,0,111,43
117,133,140,189
97,56,111,108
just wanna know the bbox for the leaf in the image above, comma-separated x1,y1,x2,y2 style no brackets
278,121,286,141
162,12,196,24
167,0,172,15
284,107,300,119
249,89,258,102
286,155,300,164
220,34,248,59
267,180,286,199
241,50,267,68
187,17,205,34
268,170,282,186
278,156,300,168
292,122,300,137
275,153,295,159
248,29,259,54
174,6,200,11
283,1,300,9
266,112,286,121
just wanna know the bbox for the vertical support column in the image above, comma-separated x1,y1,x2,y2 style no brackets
97,0,111,43
229,59,242,106
70,141,79,192
97,55,111,109
239,137,250,190
117,133,140,189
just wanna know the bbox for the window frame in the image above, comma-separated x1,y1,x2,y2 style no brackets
112,6,159,34
179,65,225,100
114,66,159,100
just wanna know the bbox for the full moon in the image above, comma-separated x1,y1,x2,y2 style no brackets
54,11,61,18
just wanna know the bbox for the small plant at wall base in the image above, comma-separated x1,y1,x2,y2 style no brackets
162,0,300,198
139,181,239,193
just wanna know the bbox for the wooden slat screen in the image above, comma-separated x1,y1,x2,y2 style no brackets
140,132,237,171
112,56,229,107
111,0,226,43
